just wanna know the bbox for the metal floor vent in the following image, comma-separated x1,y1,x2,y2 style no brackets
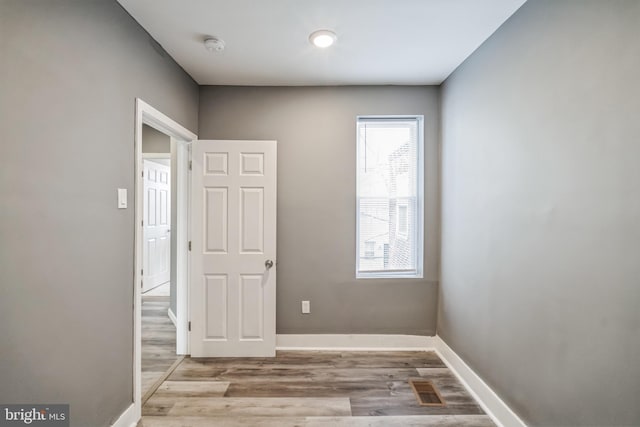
409,379,446,406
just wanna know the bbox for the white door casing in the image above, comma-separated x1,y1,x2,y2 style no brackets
190,140,277,357
143,160,171,292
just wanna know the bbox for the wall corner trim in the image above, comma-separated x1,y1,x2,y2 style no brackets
434,335,527,427
110,403,137,427
167,308,178,328
276,334,436,351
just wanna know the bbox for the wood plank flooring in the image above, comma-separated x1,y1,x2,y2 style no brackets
140,350,495,426
142,295,180,398
141,415,494,427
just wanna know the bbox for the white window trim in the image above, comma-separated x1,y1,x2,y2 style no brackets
355,115,424,280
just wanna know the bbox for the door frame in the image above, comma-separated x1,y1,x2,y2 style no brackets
133,99,196,420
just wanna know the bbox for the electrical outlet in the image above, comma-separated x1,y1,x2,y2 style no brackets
301,300,310,314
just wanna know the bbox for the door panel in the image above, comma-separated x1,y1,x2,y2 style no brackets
205,275,228,339
240,188,264,253
143,160,171,292
205,188,228,253
191,140,277,357
239,274,264,339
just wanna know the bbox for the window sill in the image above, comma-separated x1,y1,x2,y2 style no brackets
356,271,423,280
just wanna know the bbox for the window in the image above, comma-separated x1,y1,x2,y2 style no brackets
356,116,423,278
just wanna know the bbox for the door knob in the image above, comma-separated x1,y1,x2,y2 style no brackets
265,259,274,270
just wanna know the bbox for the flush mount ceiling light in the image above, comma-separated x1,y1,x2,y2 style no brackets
204,37,225,52
309,29,337,48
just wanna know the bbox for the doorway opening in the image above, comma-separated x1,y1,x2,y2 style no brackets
141,127,174,400
133,99,197,420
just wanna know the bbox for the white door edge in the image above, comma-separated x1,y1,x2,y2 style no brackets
175,139,190,355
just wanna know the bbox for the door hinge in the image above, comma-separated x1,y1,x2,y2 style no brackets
189,160,192,171
141,170,144,178
140,280,143,289
188,321,191,332
141,269,143,276
188,241,192,251
141,220,144,226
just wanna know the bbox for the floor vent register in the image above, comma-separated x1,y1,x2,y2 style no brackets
409,379,446,406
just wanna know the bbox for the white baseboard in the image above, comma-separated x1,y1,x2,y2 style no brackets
110,403,137,427
276,334,436,351
434,335,526,427
167,308,177,328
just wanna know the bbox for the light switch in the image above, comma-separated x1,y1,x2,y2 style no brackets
302,300,310,314
118,188,127,209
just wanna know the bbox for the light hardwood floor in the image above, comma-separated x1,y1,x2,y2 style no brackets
141,295,180,398
139,350,495,426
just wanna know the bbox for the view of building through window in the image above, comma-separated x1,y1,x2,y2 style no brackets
356,117,423,278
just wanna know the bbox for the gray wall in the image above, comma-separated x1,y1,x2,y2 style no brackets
439,1,640,425
199,86,440,335
0,1,198,426
142,124,171,153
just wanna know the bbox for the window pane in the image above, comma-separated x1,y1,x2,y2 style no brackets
357,117,422,277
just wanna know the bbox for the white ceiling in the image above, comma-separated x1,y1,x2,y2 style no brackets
117,0,526,86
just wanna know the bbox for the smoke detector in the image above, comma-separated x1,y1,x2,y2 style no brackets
204,37,225,52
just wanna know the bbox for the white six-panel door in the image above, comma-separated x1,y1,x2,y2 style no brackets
190,140,277,357
143,160,171,292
